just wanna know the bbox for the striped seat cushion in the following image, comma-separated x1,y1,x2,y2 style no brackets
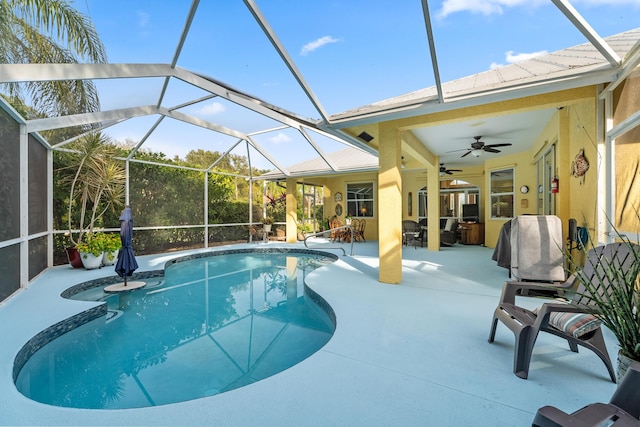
533,302,601,338
548,311,601,338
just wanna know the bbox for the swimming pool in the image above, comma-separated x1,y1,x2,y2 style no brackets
15,249,336,409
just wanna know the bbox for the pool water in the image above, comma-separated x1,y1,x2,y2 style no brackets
15,251,335,409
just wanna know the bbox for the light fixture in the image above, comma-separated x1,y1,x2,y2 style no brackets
360,207,367,215
471,149,483,157
439,171,445,177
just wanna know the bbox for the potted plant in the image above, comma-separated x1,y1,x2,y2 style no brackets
100,233,122,266
345,214,352,225
58,132,125,266
75,232,104,269
569,225,640,381
297,223,312,241
263,216,274,233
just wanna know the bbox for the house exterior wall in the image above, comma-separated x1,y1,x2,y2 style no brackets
322,172,379,241
613,70,640,232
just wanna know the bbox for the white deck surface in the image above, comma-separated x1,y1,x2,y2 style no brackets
0,240,618,426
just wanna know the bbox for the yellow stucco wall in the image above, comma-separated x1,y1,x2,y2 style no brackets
323,172,379,241
613,70,640,232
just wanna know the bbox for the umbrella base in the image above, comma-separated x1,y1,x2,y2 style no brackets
104,281,146,293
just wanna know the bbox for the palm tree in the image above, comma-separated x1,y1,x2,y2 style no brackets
0,0,107,119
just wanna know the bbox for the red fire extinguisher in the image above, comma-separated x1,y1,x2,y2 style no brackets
551,176,559,194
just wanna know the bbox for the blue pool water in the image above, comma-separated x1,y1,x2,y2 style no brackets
15,251,336,409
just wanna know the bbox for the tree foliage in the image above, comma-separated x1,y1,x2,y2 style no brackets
53,143,270,263
0,0,107,121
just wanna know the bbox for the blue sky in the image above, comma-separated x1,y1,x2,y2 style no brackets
75,0,640,169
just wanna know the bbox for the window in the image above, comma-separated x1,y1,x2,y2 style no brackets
417,180,479,221
346,182,374,217
490,168,514,219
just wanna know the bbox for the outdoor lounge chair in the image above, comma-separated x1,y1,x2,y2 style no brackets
488,242,638,382
532,366,640,426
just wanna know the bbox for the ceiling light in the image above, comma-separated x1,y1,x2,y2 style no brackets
471,149,483,157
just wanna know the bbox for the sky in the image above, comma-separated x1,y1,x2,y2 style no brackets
73,0,640,170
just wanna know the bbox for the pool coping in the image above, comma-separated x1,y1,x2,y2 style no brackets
0,242,619,426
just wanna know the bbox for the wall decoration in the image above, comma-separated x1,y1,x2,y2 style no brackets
571,148,589,185
334,192,343,202
335,203,343,216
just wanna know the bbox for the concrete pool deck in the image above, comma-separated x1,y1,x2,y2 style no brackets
0,240,618,426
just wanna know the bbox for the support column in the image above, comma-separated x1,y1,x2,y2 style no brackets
427,159,440,251
285,178,297,243
378,124,402,284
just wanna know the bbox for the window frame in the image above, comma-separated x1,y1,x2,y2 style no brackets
490,168,515,219
346,182,375,218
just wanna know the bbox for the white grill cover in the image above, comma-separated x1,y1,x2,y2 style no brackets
510,215,566,282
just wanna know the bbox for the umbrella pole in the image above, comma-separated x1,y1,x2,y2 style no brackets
124,275,128,286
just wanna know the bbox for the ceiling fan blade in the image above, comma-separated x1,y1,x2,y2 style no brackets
484,147,501,153
449,169,463,172
460,151,471,158
485,143,512,148
445,170,453,175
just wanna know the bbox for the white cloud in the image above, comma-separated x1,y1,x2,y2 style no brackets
137,10,150,27
268,133,291,144
574,0,640,5
506,50,547,62
438,0,540,18
300,36,340,56
437,0,639,19
490,49,547,69
198,102,226,116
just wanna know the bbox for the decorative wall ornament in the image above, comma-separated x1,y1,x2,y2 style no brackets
571,148,590,184
335,203,343,216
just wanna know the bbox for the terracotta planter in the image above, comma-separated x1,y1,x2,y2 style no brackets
65,247,84,269
617,351,640,383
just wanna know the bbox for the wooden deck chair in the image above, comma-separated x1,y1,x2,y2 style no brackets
488,242,639,382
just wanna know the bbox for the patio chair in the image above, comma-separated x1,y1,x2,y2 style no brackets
353,219,366,242
440,218,458,246
329,216,346,243
532,366,640,426
249,225,264,243
402,220,422,248
488,242,638,382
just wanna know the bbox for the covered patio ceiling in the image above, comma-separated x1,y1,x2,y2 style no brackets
2,1,640,177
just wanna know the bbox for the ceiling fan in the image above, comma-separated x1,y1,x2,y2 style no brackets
440,163,462,175
457,136,512,158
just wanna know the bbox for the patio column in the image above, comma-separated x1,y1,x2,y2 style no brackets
426,160,441,251
378,124,402,284
285,178,297,243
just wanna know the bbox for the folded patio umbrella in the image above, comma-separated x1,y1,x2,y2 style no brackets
115,207,138,286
